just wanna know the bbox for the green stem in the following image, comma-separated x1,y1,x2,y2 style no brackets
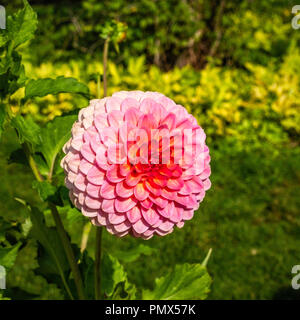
95,227,103,300
49,203,86,300
23,142,86,300
96,74,101,99
103,38,109,97
23,143,43,182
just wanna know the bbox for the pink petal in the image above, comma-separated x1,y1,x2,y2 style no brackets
100,127,118,148
145,180,161,196
124,107,141,127
94,113,108,132
169,203,183,223
95,146,109,170
81,142,95,163
108,212,127,224
182,209,194,221
86,183,101,198
74,173,86,192
105,97,122,112
116,181,134,198
132,219,149,234
140,198,153,209
121,98,140,112
156,203,171,219
106,165,125,183
101,199,115,213
149,195,168,208
158,220,174,232
108,110,124,128
141,207,160,225
85,195,101,209
127,206,142,223
115,197,137,213
161,112,176,130
100,180,116,199
134,182,149,201
119,163,131,176
125,171,141,187
203,178,211,191
67,154,81,173
96,210,109,226
86,165,105,185
79,158,93,175
81,206,97,217
113,220,131,233
161,187,176,200
167,177,184,191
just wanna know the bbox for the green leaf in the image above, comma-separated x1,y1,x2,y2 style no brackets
24,76,90,100
10,115,41,146
143,263,211,300
113,244,157,263
6,0,38,48
0,243,21,271
0,50,26,98
28,207,69,277
101,252,136,299
6,240,64,299
32,181,62,205
39,114,77,171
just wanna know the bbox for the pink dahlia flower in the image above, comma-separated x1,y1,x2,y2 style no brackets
61,91,211,239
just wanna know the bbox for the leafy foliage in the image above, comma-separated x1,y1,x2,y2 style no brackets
38,114,77,171
24,76,90,100
143,263,211,300
101,253,136,299
5,0,38,48
10,115,41,146
0,243,21,271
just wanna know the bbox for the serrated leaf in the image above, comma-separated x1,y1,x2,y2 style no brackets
143,263,211,300
38,114,77,171
10,115,41,146
24,76,89,100
6,240,64,299
0,243,21,271
113,244,157,263
6,0,38,48
101,252,136,299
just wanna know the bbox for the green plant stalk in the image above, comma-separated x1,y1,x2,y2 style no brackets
103,38,109,97
49,202,86,300
95,227,103,300
94,37,110,300
23,142,86,300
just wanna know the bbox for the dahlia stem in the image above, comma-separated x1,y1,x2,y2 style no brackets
95,227,103,300
23,142,86,300
103,38,109,97
49,202,86,300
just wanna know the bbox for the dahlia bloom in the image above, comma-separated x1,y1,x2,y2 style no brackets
61,91,211,239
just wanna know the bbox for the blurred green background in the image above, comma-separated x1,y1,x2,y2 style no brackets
1,0,300,299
